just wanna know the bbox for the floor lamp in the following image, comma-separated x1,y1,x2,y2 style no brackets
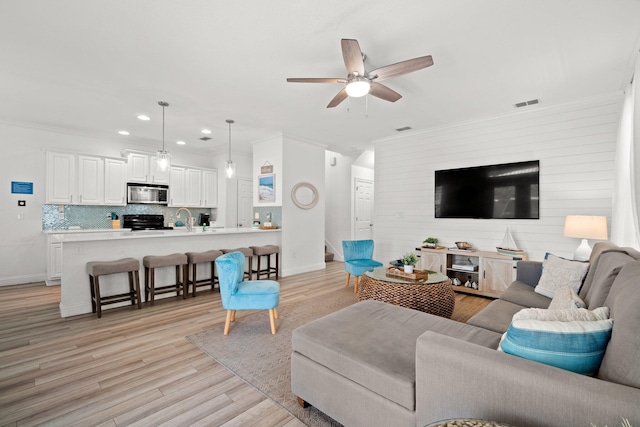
563,215,608,261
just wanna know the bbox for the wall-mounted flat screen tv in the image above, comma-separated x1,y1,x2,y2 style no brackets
435,160,539,219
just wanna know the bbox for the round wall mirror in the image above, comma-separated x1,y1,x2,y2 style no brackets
291,182,319,209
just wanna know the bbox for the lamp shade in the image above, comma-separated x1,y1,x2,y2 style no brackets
563,215,608,240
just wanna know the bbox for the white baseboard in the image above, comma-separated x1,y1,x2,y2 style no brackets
0,274,46,287
281,262,326,277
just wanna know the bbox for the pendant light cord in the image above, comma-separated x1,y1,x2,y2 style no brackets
226,119,234,161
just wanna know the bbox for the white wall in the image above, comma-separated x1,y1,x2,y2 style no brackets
282,136,326,276
373,94,622,264
0,121,223,285
324,150,374,261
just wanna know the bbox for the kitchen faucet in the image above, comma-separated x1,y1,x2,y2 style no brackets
175,207,194,232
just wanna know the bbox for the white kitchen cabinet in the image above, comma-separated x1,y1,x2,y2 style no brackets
46,152,76,204
78,155,104,205
149,155,170,184
185,169,202,206
126,152,170,184
169,166,186,206
104,158,127,205
127,152,149,183
202,169,218,207
46,241,63,285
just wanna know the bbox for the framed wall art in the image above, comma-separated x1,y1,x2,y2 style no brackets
258,173,275,203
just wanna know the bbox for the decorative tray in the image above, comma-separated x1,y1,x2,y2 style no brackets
259,225,278,230
386,266,429,281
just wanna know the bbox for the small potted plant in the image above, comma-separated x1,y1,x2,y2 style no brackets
402,252,418,273
423,237,438,248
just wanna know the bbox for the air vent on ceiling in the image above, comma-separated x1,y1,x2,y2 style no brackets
199,136,212,141
395,126,412,132
514,99,539,108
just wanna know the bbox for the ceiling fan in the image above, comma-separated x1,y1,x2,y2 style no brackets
287,38,434,108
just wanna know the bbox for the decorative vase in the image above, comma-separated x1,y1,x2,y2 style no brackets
404,265,414,273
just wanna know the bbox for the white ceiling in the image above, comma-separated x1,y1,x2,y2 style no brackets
1,0,639,156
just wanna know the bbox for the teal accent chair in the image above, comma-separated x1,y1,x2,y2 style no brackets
215,251,280,335
342,240,383,293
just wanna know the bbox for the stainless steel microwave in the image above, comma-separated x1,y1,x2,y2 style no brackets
127,183,169,205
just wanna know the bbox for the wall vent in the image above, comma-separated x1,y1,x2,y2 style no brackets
199,136,212,141
514,99,540,108
395,126,412,132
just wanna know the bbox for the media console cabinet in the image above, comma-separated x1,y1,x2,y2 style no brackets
419,247,527,298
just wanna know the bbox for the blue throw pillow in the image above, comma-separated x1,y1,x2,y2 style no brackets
499,318,613,375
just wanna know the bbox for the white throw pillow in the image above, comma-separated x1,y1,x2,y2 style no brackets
534,253,589,298
548,286,586,310
512,306,609,322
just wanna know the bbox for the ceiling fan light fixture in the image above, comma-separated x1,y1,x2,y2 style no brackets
346,78,370,97
156,101,171,172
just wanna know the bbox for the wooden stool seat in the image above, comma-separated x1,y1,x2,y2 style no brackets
186,250,223,297
220,248,254,280
250,245,280,279
143,253,188,305
86,257,141,318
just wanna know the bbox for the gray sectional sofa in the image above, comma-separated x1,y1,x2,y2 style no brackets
291,242,640,426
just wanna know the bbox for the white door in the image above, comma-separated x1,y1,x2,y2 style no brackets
354,178,374,240
237,178,253,228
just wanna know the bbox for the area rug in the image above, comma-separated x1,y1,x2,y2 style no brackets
187,286,358,426
186,288,486,426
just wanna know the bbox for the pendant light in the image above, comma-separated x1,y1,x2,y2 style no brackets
225,119,236,179
156,101,170,172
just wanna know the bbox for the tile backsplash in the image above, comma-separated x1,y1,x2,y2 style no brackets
252,206,282,227
42,204,215,230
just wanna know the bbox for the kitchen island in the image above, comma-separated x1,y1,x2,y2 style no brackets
50,228,282,317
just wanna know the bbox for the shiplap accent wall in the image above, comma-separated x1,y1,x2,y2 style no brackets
373,94,622,263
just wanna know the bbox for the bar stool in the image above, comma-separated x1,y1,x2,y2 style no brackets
185,249,223,297
250,245,280,279
143,253,188,305
86,258,141,318
220,247,254,280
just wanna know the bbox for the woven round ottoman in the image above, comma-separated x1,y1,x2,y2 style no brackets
358,267,455,318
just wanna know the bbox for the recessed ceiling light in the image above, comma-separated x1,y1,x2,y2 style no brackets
201,129,212,134
118,130,130,135
137,114,150,121
176,140,186,145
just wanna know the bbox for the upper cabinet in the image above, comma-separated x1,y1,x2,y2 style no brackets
202,169,218,207
46,152,126,206
169,166,217,208
46,152,76,204
125,151,169,184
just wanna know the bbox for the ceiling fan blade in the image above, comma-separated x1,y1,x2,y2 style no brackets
341,39,365,76
368,55,434,82
287,77,345,83
327,88,348,108
369,82,402,103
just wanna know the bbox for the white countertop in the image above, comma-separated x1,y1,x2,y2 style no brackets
45,227,280,242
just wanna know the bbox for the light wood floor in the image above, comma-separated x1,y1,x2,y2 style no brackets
0,262,490,426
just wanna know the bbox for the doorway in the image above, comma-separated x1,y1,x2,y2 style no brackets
354,178,374,240
236,178,253,228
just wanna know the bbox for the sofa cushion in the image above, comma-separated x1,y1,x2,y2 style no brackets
548,286,586,310
598,260,640,388
499,318,613,375
534,253,589,298
512,306,609,322
292,300,501,411
466,299,528,334
579,250,636,309
500,281,552,308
